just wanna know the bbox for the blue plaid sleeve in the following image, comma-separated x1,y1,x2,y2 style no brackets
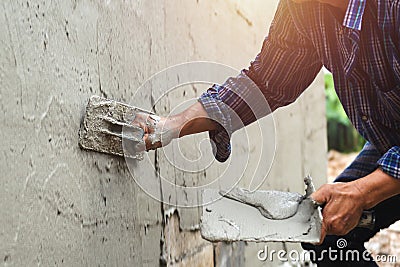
198,85,233,162
198,0,322,162
377,146,400,179
343,0,367,30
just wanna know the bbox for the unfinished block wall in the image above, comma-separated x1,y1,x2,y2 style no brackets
0,0,327,266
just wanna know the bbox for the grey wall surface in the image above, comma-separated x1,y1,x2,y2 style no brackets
0,0,327,266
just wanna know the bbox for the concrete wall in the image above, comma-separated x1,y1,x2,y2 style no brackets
0,0,327,266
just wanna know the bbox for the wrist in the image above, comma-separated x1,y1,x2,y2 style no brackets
350,179,370,210
160,115,182,140
353,168,400,209
175,102,217,137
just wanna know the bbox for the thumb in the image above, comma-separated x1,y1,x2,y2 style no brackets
310,184,330,207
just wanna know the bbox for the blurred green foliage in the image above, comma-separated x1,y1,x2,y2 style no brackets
325,73,366,152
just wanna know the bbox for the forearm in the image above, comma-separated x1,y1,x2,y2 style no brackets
354,168,400,209
166,102,217,138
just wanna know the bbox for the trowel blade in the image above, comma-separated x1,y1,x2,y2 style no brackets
200,189,322,243
79,95,152,159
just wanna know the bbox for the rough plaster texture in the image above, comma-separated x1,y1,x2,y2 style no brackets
0,0,326,266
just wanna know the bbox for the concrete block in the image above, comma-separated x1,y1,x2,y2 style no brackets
214,241,245,267
162,213,213,266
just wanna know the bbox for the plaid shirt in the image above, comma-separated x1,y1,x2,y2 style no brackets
199,0,400,179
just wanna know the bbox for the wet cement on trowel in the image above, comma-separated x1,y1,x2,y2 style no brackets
219,176,316,220
79,95,151,159
201,178,322,243
220,189,303,220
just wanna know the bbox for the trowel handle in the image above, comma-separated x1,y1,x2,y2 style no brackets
357,210,375,230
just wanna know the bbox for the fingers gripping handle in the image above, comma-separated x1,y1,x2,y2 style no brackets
304,175,375,231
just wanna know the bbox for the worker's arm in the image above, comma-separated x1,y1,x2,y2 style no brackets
132,102,218,151
169,102,218,138
136,0,322,155
309,143,400,241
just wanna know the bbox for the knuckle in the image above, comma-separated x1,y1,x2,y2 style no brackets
319,184,329,191
325,216,341,233
330,224,343,235
324,218,334,228
321,184,333,194
336,226,347,236
329,220,349,236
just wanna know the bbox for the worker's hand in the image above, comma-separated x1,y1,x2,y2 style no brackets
131,113,181,151
131,102,217,152
312,169,400,243
310,180,366,242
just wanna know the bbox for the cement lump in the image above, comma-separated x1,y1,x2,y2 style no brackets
304,174,316,198
219,175,317,220
220,188,303,220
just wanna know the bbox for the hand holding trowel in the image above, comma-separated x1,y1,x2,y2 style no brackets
200,176,374,243
79,96,177,159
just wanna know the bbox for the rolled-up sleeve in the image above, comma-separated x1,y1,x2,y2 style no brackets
198,84,233,162
198,0,322,162
378,146,400,179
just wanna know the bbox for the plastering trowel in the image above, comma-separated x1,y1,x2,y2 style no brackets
79,95,151,159
200,176,375,243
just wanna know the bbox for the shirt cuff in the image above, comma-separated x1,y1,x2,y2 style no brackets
377,146,400,179
342,0,366,30
198,84,233,163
